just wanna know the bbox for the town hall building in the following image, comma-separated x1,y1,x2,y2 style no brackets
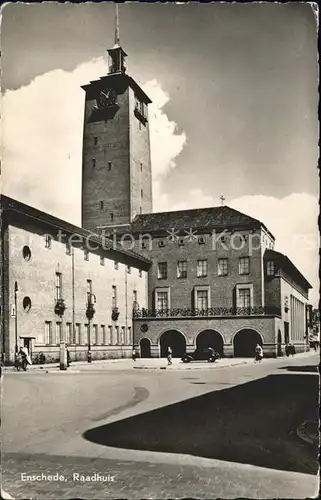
0,10,313,363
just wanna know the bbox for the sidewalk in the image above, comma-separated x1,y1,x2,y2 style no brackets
2,350,316,373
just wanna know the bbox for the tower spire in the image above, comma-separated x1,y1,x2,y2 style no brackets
114,3,120,47
107,3,127,74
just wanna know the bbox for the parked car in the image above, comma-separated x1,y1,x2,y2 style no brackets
181,348,221,363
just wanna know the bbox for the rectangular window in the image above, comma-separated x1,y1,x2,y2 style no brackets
92,158,96,168
121,326,126,345
108,325,113,345
84,249,89,261
239,257,250,275
101,325,106,345
66,243,71,255
140,162,143,171
127,265,131,274
100,201,104,211
108,161,112,171
66,323,72,344
156,291,169,311
238,288,251,308
94,137,98,146
44,234,52,249
133,290,138,305
75,323,81,345
45,321,52,345
87,279,92,299
267,260,275,276
139,206,142,214
197,259,207,277
196,290,208,310
141,189,144,198
127,326,132,345
112,285,117,309
70,324,76,344
157,262,168,280
93,324,99,345
110,212,114,222
218,258,228,276
56,322,62,345
100,256,105,266
114,261,119,270
84,324,89,345
115,326,120,344
55,272,62,300
177,260,187,279
139,270,142,278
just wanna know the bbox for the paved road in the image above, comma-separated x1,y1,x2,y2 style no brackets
2,353,319,499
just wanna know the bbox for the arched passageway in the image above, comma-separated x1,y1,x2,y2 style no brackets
160,330,186,357
233,329,263,357
196,329,224,359
140,338,151,358
277,330,282,356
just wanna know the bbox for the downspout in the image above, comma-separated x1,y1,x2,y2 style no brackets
125,265,128,358
72,247,76,360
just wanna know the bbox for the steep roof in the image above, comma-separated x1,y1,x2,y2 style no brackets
264,249,312,290
131,205,274,238
0,195,151,270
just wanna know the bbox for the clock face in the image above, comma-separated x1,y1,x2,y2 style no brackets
97,89,117,109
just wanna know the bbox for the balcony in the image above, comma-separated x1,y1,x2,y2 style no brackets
133,306,282,319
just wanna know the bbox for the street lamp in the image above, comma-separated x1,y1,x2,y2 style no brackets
14,281,19,363
86,293,96,363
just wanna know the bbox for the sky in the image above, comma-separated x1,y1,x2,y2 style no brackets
1,2,319,305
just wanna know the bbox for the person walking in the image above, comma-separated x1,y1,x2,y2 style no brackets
254,344,263,363
167,346,172,365
66,349,71,367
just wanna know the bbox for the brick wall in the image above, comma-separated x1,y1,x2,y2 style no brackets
81,88,131,232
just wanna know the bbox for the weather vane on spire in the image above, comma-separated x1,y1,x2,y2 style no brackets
107,3,127,74
220,195,226,206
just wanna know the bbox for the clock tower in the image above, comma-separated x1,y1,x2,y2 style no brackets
81,5,153,233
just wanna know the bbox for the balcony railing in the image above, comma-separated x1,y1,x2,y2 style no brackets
133,306,282,319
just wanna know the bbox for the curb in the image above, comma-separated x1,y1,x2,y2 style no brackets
133,361,248,370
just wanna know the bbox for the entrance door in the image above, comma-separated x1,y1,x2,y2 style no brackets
277,330,282,356
140,338,151,358
23,338,32,357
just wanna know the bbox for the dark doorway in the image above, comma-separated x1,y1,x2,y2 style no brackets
160,330,186,357
196,329,224,358
277,330,283,356
22,338,32,357
284,322,289,344
233,329,262,357
140,338,151,358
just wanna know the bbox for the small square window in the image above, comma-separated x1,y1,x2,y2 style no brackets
114,261,119,270
198,236,205,245
158,240,165,248
92,158,96,168
127,266,131,274
178,238,185,246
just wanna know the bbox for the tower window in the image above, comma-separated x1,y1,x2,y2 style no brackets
92,158,96,168
141,189,143,198
94,137,98,146
139,207,142,214
100,201,104,211
108,161,112,171
110,212,114,222
140,162,143,172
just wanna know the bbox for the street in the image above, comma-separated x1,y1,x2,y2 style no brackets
1,353,319,499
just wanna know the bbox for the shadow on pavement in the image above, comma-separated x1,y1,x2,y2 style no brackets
278,365,319,373
83,373,319,475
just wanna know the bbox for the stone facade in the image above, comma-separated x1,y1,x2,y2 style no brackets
0,196,150,364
